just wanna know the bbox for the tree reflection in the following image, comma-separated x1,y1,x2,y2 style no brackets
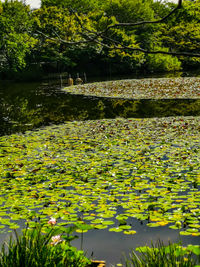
0,82,199,136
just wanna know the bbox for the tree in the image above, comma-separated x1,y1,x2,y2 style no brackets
0,0,37,73
1,0,200,77
41,0,102,13
32,5,101,71
157,0,200,67
77,0,200,57
36,0,200,74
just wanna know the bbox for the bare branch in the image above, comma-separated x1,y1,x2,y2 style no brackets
36,30,95,45
112,45,200,58
100,0,183,33
91,34,200,58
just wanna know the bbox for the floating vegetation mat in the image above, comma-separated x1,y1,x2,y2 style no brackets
64,78,200,99
0,117,200,236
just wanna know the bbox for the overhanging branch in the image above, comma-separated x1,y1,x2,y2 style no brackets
99,0,183,34
36,0,200,58
90,34,200,58
36,30,95,45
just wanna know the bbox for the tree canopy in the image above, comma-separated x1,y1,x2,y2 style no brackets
0,0,37,72
0,0,200,77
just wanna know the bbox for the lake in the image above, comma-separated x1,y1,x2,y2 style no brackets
1,74,200,136
0,73,200,266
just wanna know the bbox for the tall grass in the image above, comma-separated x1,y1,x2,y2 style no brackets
123,241,200,267
0,223,91,267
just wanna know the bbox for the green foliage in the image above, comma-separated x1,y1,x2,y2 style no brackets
156,0,200,68
101,0,154,23
0,1,2,13
172,0,200,24
41,0,102,13
34,0,200,73
0,1,37,72
0,0,200,78
32,6,99,70
0,223,91,267
146,48,182,72
123,242,200,267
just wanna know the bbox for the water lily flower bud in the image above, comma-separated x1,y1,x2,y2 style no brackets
48,217,56,225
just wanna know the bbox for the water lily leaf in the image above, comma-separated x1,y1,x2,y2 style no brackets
109,227,123,232
76,229,88,233
123,230,137,235
119,225,131,230
101,220,115,225
94,224,108,229
63,78,200,99
146,223,161,227
179,231,193,236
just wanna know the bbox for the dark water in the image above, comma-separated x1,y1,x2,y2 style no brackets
72,223,200,265
0,77,200,266
0,218,198,266
0,80,200,136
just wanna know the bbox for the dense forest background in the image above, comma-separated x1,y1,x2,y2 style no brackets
0,0,200,80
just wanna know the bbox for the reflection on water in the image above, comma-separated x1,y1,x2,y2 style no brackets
0,81,199,136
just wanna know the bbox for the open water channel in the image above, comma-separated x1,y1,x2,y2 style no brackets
0,73,200,266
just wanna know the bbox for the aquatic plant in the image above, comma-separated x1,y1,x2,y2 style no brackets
64,77,200,99
122,242,200,267
0,223,91,267
0,116,199,237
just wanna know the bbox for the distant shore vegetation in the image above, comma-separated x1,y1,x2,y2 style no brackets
0,0,200,79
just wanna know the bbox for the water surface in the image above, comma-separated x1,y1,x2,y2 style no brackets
0,80,199,136
0,76,200,266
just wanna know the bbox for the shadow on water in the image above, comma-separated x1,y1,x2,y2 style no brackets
0,81,200,136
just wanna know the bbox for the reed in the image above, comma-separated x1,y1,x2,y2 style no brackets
0,223,91,267
123,241,200,267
